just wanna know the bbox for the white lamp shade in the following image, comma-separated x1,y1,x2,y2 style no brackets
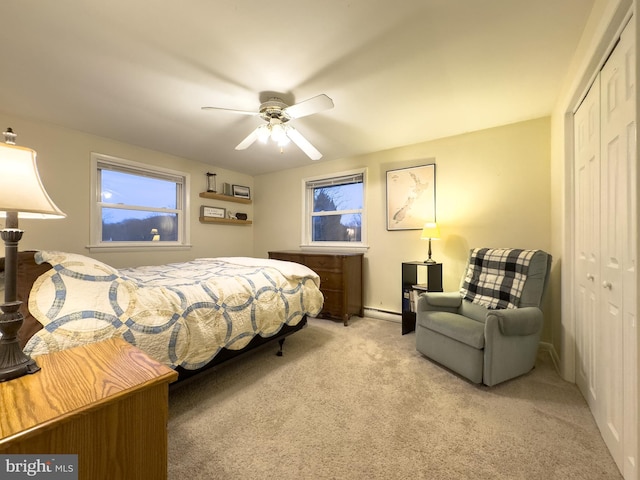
420,222,440,240
0,143,66,219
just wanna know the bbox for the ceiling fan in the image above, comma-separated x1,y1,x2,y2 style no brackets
202,94,334,160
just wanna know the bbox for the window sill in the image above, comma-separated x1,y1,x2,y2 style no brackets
86,243,192,253
298,243,369,254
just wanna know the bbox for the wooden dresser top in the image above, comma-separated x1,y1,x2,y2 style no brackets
0,337,177,444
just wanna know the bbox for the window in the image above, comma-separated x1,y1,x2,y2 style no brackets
302,169,367,248
89,153,190,250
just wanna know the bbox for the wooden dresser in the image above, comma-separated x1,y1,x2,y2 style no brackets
0,337,178,480
268,250,364,326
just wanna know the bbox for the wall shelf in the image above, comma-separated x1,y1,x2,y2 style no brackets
199,216,252,225
199,192,252,205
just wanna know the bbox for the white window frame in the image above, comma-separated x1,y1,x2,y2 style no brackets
301,168,368,251
88,153,191,252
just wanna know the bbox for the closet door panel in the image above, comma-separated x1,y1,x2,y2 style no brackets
620,23,637,480
574,77,600,411
599,18,635,474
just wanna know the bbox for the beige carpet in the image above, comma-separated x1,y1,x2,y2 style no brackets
168,316,622,479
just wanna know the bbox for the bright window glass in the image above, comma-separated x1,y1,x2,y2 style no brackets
91,153,189,248
304,170,366,247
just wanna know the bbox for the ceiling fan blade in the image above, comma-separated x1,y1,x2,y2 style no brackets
284,94,334,119
201,106,258,116
235,126,264,150
285,126,322,160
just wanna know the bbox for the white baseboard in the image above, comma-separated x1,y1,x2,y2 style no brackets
363,307,401,323
539,341,561,375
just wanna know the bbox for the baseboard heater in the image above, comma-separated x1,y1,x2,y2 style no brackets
363,307,401,323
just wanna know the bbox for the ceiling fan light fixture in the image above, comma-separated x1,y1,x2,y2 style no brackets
270,123,287,143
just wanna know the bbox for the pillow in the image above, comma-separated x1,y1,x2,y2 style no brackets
35,250,119,276
0,251,54,349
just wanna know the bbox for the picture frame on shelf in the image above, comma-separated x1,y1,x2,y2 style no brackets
386,163,436,230
200,205,226,219
232,184,251,200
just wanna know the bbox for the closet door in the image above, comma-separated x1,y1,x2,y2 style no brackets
574,76,600,415
599,19,636,477
573,18,636,479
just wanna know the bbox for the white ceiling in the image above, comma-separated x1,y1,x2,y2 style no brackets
1,0,594,176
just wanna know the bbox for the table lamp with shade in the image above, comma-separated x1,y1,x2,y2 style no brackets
0,128,66,382
420,222,440,264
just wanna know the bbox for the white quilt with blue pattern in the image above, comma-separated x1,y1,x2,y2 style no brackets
24,252,324,369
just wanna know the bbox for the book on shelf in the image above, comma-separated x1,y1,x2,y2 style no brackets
410,289,420,312
403,289,411,312
405,286,430,312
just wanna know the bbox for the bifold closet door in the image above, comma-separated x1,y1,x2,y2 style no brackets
573,17,636,479
574,75,600,417
599,18,637,478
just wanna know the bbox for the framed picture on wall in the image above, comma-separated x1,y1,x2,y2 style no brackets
232,184,251,199
386,163,436,230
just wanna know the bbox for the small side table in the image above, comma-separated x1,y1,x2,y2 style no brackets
401,261,443,334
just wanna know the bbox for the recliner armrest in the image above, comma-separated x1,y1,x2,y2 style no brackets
417,292,462,312
487,307,543,336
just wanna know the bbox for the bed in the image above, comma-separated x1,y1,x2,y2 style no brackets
4,251,323,380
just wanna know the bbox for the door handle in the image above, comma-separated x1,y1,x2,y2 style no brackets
586,273,595,281
602,280,613,289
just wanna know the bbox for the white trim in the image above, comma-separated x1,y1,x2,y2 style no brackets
538,341,561,376
561,110,576,383
301,167,368,248
86,243,193,253
299,243,370,254
89,152,191,251
363,308,401,323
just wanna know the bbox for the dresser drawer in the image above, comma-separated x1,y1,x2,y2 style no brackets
303,255,342,271
317,271,343,289
320,290,343,317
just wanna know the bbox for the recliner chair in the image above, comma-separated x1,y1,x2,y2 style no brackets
415,248,551,386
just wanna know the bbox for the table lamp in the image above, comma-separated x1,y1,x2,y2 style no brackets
420,222,440,264
0,128,66,382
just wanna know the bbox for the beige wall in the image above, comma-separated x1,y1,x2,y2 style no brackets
1,113,553,340
254,117,553,340
0,112,254,268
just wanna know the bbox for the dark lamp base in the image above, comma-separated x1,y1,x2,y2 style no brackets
0,351,40,382
423,238,437,265
0,300,41,382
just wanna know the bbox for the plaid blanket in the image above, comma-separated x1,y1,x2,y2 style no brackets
460,248,536,309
